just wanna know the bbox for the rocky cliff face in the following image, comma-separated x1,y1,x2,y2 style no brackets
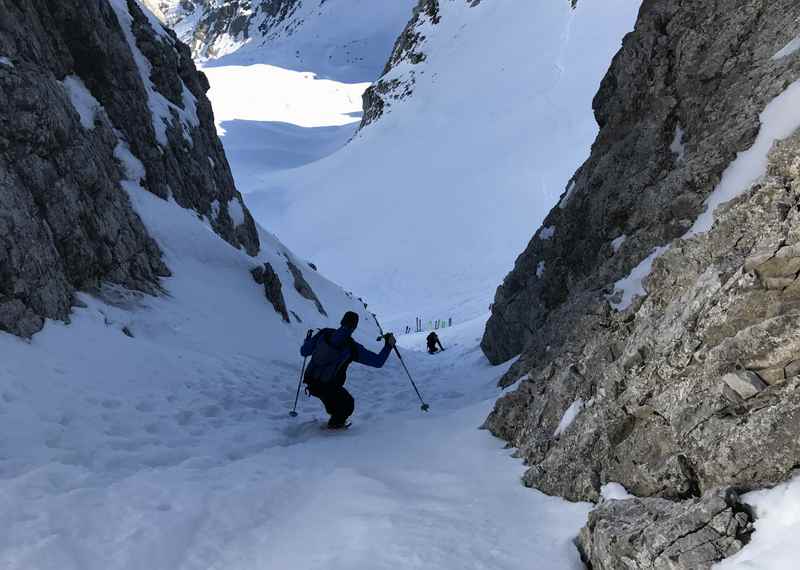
0,0,259,337
143,0,300,59
481,1,800,568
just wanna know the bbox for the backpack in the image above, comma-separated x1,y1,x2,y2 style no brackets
304,329,357,387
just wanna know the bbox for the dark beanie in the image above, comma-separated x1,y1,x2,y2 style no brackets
341,311,360,330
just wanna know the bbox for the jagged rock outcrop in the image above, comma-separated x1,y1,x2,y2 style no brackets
144,0,300,59
251,262,290,323
360,0,440,128
0,0,259,337
480,1,800,567
578,489,752,570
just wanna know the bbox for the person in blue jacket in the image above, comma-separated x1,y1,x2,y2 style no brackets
301,311,396,429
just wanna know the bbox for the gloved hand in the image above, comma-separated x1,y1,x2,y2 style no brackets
383,333,397,348
306,329,314,340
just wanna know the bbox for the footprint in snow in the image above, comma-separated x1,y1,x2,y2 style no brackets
200,405,221,418
135,401,156,412
175,410,193,425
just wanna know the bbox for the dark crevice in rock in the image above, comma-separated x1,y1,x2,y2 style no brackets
677,455,702,499
251,263,290,323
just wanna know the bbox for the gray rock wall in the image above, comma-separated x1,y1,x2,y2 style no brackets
481,1,800,567
483,0,800,365
0,0,259,337
578,489,752,570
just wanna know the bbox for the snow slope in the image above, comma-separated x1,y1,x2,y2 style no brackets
0,4,598,563
0,276,593,569
210,0,642,329
203,63,369,195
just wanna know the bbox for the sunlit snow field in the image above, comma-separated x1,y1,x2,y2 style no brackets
204,0,644,330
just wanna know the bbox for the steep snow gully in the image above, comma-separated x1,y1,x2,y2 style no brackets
4,1,800,569
1,310,591,569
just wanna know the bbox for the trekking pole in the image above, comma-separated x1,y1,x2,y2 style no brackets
289,356,307,417
290,329,314,417
372,315,430,412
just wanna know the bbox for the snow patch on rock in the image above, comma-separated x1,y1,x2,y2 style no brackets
536,261,546,278
611,235,626,253
611,78,800,310
0,56,12,67
670,124,686,162
610,245,670,310
61,75,102,130
558,181,576,209
600,482,635,501
772,36,800,60
210,199,221,220
540,226,556,240
228,198,246,226
554,399,584,437
114,139,148,184
109,0,199,146
687,78,800,236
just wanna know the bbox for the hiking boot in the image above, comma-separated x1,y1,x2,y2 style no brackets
327,419,350,430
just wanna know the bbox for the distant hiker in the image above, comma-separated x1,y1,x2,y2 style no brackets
301,311,396,429
427,332,444,354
